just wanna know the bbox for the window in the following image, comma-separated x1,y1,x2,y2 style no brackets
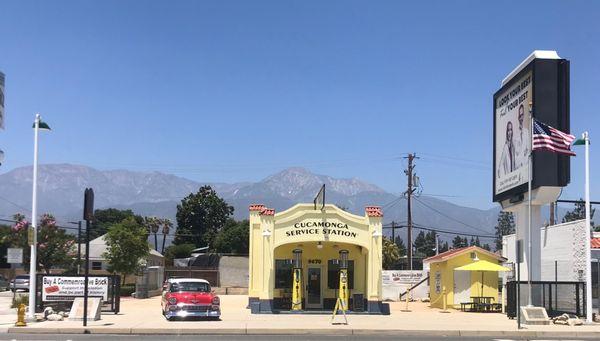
92,261,102,270
327,260,354,289
170,281,210,293
275,259,292,289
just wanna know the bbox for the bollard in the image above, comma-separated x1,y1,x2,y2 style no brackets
439,289,450,313
15,304,27,327
401,288,411,312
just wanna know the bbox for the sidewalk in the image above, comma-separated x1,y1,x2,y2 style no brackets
7,295,600,337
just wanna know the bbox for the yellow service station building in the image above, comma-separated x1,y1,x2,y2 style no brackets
247,203,388,314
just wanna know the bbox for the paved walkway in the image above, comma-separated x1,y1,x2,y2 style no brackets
7,295,600,337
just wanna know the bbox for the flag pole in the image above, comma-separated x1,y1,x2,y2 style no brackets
584,131,592,323
527,110,533,307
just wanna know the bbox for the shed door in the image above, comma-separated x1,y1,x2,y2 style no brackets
453,270,471,305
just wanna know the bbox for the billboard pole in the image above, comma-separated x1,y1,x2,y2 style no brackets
583,132,592,323
527,111,533,307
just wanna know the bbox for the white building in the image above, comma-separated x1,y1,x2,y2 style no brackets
502,219,598,314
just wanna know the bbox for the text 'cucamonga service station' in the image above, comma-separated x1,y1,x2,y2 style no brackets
247,203,388,314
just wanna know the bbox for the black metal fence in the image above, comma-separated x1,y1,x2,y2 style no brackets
35,274,120,314
506,281,585,318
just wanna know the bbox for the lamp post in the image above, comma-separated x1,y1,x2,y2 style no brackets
68,221,82,274
28,114,50,319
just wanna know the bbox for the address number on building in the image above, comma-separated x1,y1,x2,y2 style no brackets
308,259,321,264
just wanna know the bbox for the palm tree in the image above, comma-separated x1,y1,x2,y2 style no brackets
144,217,160,251
161,219,173,254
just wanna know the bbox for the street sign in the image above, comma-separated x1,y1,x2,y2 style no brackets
6,248,23,263
27,227,34,246
83,188,94,221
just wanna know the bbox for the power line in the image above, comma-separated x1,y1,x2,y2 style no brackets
412,196,493,235
382,222,495,240
0,195,31,213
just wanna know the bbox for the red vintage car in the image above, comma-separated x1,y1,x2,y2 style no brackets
161,278,221,320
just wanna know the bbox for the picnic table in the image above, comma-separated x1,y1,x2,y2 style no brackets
460,296,501,312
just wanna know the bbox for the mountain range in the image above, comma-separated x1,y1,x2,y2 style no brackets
0,164,567,245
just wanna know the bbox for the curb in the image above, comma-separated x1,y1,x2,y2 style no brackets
7,327,600,337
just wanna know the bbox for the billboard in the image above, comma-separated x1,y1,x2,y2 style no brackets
42,276,109,302
0,72,4,129
494,71,532,196
493,53,571,203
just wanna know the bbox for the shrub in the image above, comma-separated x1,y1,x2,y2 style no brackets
11,294,29,309
120,284,136,297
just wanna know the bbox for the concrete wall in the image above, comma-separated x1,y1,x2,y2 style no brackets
502,219,586,282
219,256,249,288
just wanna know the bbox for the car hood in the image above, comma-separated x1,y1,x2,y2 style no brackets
172,292,214,304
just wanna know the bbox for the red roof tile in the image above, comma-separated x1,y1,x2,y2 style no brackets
592,238,600,249
260,208,275,216
365,206,383,217
249,204,266,212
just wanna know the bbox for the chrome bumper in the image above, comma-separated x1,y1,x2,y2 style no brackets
165,306,221,319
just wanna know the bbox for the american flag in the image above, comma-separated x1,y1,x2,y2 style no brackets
532,119,576,156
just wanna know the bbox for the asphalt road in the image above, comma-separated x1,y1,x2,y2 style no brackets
0,335,595,341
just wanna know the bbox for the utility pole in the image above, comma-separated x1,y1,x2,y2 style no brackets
404,153,418,270
391,221,396,246
435,232,439,255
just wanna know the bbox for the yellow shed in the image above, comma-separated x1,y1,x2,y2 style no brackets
423,246,506,310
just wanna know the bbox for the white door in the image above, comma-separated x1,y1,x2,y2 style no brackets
453,270,471,305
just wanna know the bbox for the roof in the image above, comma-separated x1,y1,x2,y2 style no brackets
423,246,506,264
78,234,164,259
169,278,209,284
592,238,600,249
454,259,511,272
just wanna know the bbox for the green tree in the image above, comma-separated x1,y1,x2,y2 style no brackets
394,236,407,257
562,199,595,230
174,186,234,248
36,214,77,273
482,243,491,251
4,213,76,273
382,236,400,270
91,208,143,241
452,235,468,248
160,218,173,254
213,219,249,254
103,217,150,285
143,217,161,251
414,231,437,257
439,241,449,253
163,243,196,266
494,212,515,251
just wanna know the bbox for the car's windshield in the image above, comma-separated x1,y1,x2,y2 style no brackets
16,275,29,280
170,282,210,293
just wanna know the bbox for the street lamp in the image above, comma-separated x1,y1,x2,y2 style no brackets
28,113,50,319
68,221,82,275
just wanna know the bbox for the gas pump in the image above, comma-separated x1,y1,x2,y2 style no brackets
291,249,303,311
338,250,349,312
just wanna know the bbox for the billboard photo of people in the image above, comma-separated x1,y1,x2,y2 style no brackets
494,71,532,196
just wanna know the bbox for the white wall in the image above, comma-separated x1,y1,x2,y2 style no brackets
503,219,586,282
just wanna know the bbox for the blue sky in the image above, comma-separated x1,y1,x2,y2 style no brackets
0,0,598,210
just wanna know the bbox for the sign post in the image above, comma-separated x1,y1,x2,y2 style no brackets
83,188,94,327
